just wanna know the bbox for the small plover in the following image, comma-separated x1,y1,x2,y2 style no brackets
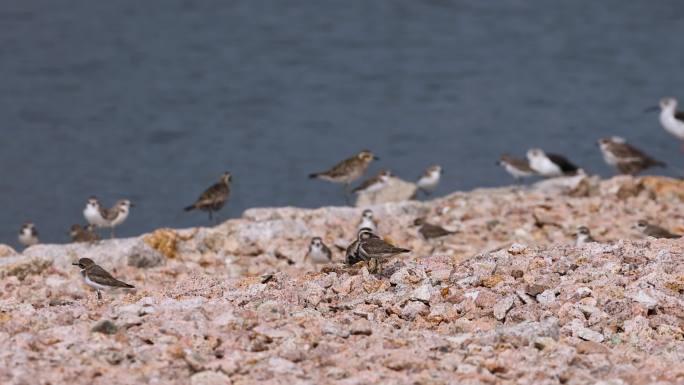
184,172,232,220
309,150,378,201
83,196,107,227
597,137,665,175
70,224,100,243
416,165,442,195
526,148,579,177
353,169,392,194
634,220,681,239
574,226,597,246
305,237,332,265
18,222,39,247
101,199,133,238
647,97,684,142
413,218,455,239
356,209,378,233
345,227,380,266
72,258,134,300
497,154,536,182
357,228,410,273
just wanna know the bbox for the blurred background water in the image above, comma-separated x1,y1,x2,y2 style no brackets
1,0,684,247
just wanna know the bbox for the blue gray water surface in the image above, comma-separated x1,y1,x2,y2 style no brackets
2,0,684,247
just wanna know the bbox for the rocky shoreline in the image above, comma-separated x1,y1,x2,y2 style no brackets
1,175,684,385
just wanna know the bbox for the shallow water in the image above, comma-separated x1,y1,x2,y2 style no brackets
2,0,684,247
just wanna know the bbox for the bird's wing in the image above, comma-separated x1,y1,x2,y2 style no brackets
611,142,657,163
353,175,379,192
196,183,229,206
507,157,534,172
360,238,410,257
675,110,684,121
87,265,134,288
317,156,359,178
546,153,578,172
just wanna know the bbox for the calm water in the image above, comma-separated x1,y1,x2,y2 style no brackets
2,0,684,247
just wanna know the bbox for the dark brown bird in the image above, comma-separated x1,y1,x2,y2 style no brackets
72,258,134,300
357,228,410,273
184,172,232,220
413,218,456,239
70,224,100,243
309,150,378,203
598,137,665,175
634,220,681,239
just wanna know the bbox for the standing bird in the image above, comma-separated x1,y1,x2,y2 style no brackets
353,169,392,195
356,209,378,233
647,97,684,147
634,220,681,239
574,226,597,246
497,154,536,182
413,218,456,239
101,199,133,238
70,224,100,243
72,258,134,300
597,137,665,175
309,150,378,202
356,228,410,273
526,148,579,177
416,165,442,195
345,227,381,266
18,222,39,247
305,237,332,265
184,172,232,221
83,197,107,227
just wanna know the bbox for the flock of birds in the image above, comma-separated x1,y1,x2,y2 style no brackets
16,97,684,299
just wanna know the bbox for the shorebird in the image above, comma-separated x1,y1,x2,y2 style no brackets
18,222,39,247
184,172,232,221
597,137,665,175
413,218,456,239
416,165,442,195
634,220,681,239
345,227,380,266
356,209,378,233
72,258,134,300
526,148,579,177
497,154,536,182
574,225,597,246
83,197,107,227
356,228,410,273
647,97,684,145
305,237,332,265
70,224,100,243
101,199,133,238
309,150,378,202
353,169,392,195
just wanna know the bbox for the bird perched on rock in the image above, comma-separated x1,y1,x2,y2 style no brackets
184,172,232,221
345,227,379,266
413,218,456,239
70,224,100,243
597,137,665,175
634,220,681,239
101,199,133,238
305,237,332,265
574,226,597,246
309,150,378,202
18,222,39,247
497,154,536,182
416,165,442,195
526,148,579,177
353,169,392,195
355,228,410,273
356,209,378,233
72,258,134,300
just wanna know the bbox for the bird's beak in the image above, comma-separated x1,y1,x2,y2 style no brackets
130,203,136,207
373,156,380,161
643,106,659,113
71,262,80,266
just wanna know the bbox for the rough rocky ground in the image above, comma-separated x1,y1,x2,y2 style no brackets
1,175,683,385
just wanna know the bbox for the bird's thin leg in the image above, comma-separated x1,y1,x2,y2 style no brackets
97,290,102,300
110,227,115,239
343,183,351,205
208,210,213,221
